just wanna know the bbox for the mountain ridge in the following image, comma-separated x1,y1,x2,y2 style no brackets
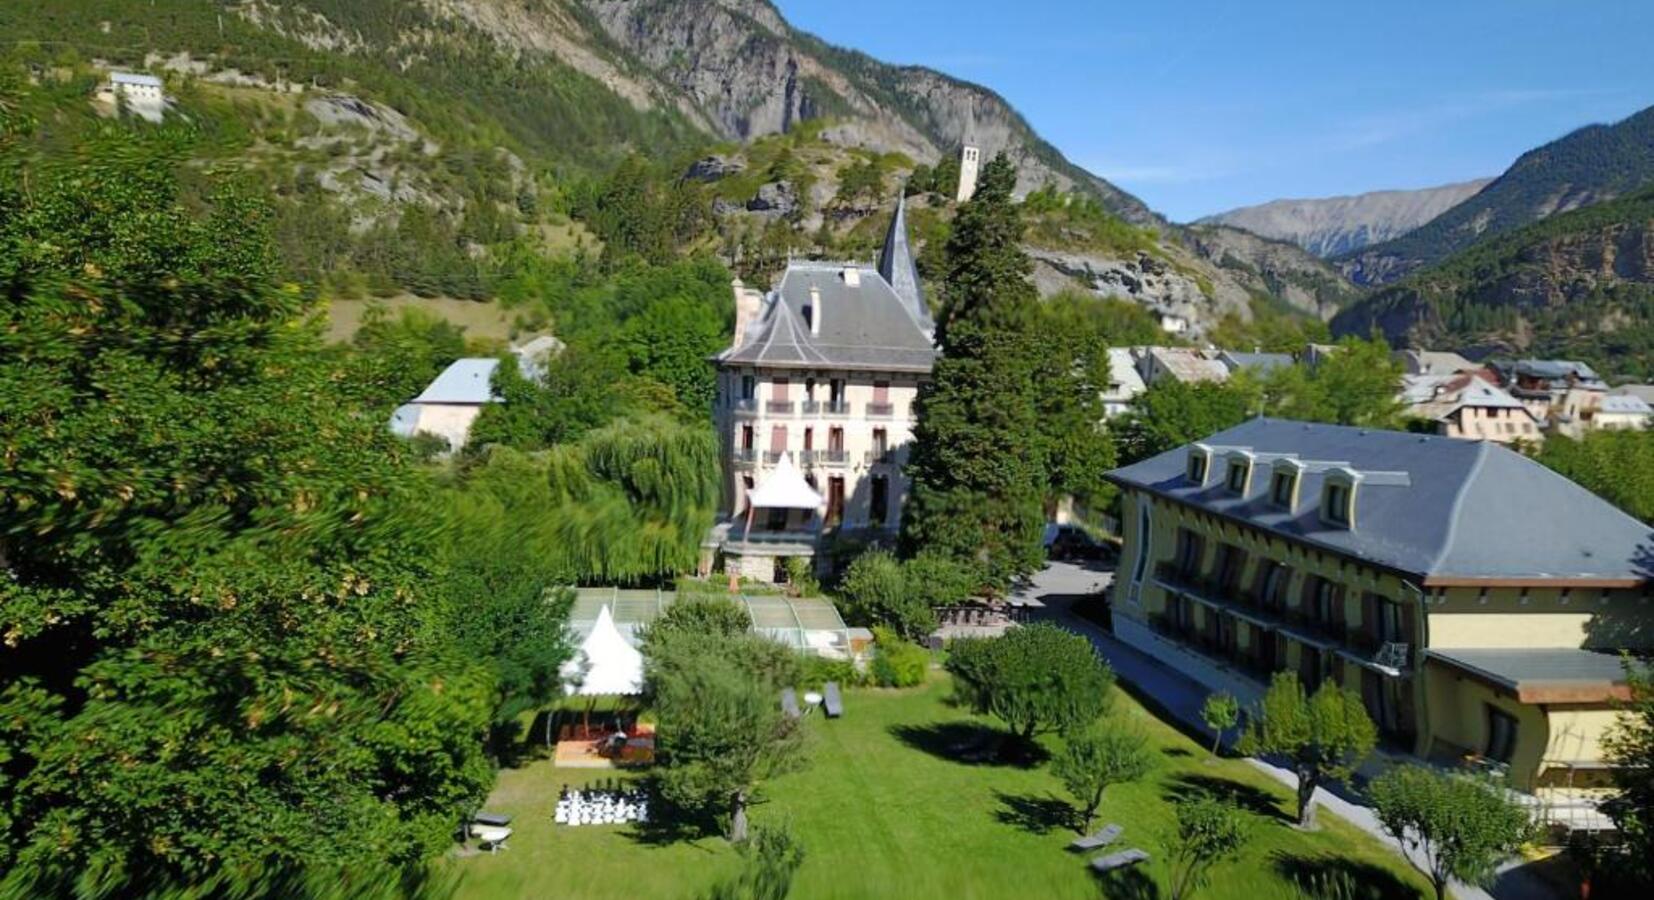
1337,105,1654,286
1200,178,1493,258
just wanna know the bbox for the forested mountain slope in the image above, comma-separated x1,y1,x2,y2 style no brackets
0,0,1353,334
1332,185,1654,379
1339,105,1654,286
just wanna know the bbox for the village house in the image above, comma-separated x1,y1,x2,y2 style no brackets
1101,347,1147,419
1589,393,1653,432
1105,419,1652,811
1490,359,1608,435
707,194,936,581
1136,346,1231,386
1399,372,1542,444
1394,349,1477,376
388,339,560,453
96,71,167,122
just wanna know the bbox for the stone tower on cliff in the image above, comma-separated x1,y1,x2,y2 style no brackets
956,144,981,203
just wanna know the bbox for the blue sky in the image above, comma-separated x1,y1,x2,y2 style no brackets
775,0,1654,222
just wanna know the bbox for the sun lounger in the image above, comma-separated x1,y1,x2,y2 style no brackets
823,681,843,718
473,811,512,827
1089,848,1148,873
781,687,802,718
470,825,512,854
1068,823,1121,851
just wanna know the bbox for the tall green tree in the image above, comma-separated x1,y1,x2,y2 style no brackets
645,620,805,842
1237,673,1377,828
1537,429,1654,524
0,128,495,891
1113,379,1258,465
1369,765,1535,900
902,153,1059,589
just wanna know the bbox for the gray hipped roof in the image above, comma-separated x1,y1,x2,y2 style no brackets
718,263,936,371
879,193,931,330
1106,418,1653,583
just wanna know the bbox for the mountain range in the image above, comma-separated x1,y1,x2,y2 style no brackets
1331,184,1654,379
1337,105,1654,286
1200,179,1492,258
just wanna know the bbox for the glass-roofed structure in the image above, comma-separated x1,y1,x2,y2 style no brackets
570,588,852,659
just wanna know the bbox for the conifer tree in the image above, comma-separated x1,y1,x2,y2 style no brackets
901,154,1049,589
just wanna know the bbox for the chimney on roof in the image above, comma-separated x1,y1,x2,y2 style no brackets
807,285,822,335
731,276,764,348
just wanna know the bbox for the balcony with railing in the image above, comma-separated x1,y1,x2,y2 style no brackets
731,447,758,466
865,402,896,418
1153,562,1411,673
803,449,849,467
731,398,759,416
766,400,796,416
803,400,850,417
866,447,904,466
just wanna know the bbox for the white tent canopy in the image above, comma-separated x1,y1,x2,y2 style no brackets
560,605,644,696
746,452,824,509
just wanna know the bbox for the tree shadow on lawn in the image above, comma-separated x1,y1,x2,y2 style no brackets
888,721,1048,767
1160,772,1292,824
1272,851,1424,900
1094,866,1162,900
992,790,1076,836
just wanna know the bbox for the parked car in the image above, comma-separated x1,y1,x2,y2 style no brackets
1043,524,1111,561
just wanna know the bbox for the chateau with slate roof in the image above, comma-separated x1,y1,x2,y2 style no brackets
706,194,937,582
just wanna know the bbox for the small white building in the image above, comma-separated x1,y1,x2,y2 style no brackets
389,358,500,453
956,145,981,203
1591,393,1653,432
1101,348,1146,418
97,72,166,122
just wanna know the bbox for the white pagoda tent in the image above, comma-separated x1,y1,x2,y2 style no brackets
560,604,644,697
743,452,824,532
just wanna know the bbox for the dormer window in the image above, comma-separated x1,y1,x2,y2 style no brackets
1324,484,1350,524
1223,451,1254,495
1186,444,1213,486
1320,468,1360,527
1269,459,1303,509
1271,471,1295,507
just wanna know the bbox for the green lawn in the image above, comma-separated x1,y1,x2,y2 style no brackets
451,676,1433,899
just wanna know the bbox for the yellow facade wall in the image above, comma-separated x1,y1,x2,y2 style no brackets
1424,660,1551,789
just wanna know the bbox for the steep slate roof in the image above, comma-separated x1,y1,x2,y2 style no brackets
413,358,501,404
878,193,931,330
1146,347,1230,384
716,261,937,372
1218,350,1294,376
1105,418,1653,583
1395,349,1476,375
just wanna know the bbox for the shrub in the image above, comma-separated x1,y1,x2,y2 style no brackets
796,655,866,690
839,550,935,640
869,626,929,688
943,623,1114,742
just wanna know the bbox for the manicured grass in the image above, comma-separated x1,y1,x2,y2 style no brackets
451,676,1432,899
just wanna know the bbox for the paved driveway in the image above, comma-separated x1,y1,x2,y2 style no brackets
1014,562,1558,900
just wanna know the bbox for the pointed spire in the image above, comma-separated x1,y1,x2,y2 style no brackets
878,189,930,329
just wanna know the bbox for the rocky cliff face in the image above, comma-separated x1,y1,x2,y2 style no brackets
1199,179,1491,258
571,0,1157,223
